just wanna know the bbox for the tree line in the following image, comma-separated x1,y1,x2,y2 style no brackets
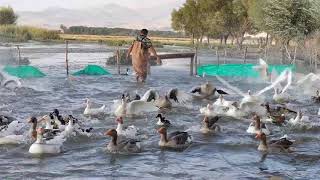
171,0,320,50
60,25,185,38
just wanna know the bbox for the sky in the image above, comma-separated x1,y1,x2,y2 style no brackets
0,0,184,11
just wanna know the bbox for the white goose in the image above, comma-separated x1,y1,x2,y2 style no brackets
288,111,309,125
0,121,25,145
115,117,138,139
0,70,22,89
29,127,64,154
83,98,106,115
213,95,234,108
114,94,158,117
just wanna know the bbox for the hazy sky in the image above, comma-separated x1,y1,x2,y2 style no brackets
0,0,184,11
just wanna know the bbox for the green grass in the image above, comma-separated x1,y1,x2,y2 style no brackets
0,25,60,41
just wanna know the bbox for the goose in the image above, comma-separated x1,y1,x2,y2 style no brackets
0,121,25,145
200,116,221,134
288,111,309,125
167,88,192,104
0,70,22,89
156,114,171,126
224,102,246,118
141,89,160,102
114,94,158,117
213,95,234,108
157,127,192,149
29,127,63,154
247,115,270,135
311,90,320,103
154,95,172,109
255,132,294,152
115,117,138,139
83,98,106,115
105,129,141,153
265,114,286,125
200,104,217,117
190,82,228,99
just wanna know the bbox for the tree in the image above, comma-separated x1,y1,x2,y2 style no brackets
0,6,18,25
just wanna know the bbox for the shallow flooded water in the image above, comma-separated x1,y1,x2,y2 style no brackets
0,43,319,180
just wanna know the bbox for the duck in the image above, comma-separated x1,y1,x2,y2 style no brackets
154,95,172,109
141,89,160,102
0,70,22,89
157,127,192,149
0,121,25,145
63,115,93,137
265,114,286,125
167,88,192,104
28,127,63,154
200,116,221,134
52,109,66,126
224,102,246,118
288,111,309,125
156,114,171,126
190,82,228,99
83,98,106,116
114,94,158,117
247,115,270,135
255,132,293,153
213,95,234,108
105,129,141,153
312,90,320,103
120,68,130,76
0,115,15,127
115,117,138,139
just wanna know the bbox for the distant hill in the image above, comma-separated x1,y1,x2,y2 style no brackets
17,3,181,30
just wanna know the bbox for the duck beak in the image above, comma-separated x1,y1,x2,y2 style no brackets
105,130,112,136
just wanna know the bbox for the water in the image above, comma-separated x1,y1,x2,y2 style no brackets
0,43,319,180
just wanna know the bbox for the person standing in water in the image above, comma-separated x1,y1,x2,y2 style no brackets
127,29,161,82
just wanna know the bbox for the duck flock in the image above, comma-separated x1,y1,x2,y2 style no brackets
0,59,320,157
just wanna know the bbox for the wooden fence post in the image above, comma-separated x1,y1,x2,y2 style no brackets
190,56,194,76
224,49,227,64
195,46,198,75
16,45,21,65
216,47,219,65
65,40,69,77
116,48,120,75
243,46,248,64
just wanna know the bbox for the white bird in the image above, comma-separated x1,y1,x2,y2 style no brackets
114,94,158,117
83,98,106,115
0,121,27,145
29,128,64,154
141,89,160,102
115,117,138,139
288,111,309,125
213,95,234,108
0,70,22,89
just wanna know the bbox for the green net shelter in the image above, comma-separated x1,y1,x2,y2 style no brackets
198,64,295,78
73,65,111,76
3,65,46,78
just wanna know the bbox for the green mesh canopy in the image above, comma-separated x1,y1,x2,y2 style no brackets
198,64,295,77
3,65,46,78
73,65,111,76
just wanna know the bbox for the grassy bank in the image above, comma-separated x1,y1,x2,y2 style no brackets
0,25,60,42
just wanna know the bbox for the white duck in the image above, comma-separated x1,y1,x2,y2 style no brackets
288,111,309,125
83,98,106,116
115,117,138,139
224,102,246,118
213,95,234,108
114,94,158,117
0,70,22,89
0,121,25,145
29,127,64,154
247,115,270,135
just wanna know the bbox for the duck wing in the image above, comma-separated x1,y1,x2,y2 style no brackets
190,86,201,94
207,116,220,128
269,138,293,149
169,131,189,145
141,89,160,102
127,100,158,115
168,88,192,104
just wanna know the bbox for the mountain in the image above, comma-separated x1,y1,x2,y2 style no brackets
17,3,179,30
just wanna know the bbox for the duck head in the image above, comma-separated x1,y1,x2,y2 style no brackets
53,109,60,116
105,129,118,145
156,114,163,119
157,127,167,135
116,117,124,124
255,131,267,143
